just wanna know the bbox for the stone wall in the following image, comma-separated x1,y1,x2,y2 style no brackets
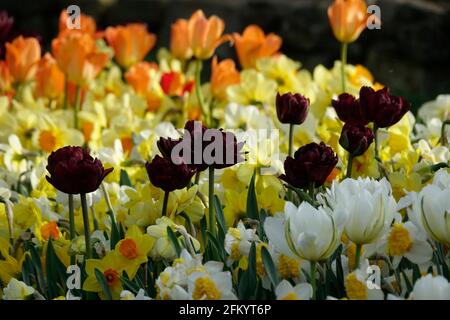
3,0,450,108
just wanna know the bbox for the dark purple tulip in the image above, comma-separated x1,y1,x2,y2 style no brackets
46,146,113,194
276,92,309,125
359,86,410,128
280,142,338,189
339,123,375,156
145,155,195,192
331,93,368,125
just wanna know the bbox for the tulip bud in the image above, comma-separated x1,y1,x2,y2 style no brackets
339,123,374,156
332,93,368,125
145,155,195,192
276,92,309,125
359,86,411,128
280,142,338,189
46,146,113,194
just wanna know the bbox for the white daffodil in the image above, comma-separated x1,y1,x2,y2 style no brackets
224,220,259,266
264,201,345,262
408,274,450,300
120,289,152,300
344,259,384,300
224,103,274,130
2,278,35,300
275,280,312,300
418,94,450,122
382,221,433,267
320,177,397,245
185,270,237,300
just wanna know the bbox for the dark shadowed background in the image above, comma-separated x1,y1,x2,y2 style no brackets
2,0,450,111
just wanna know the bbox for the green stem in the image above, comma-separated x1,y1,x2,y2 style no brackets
73,85,81,129
340,42,348,93
194,60,208,126
288,124,294,158
310,261,317,300
91,205,99,231
80,193,91,259
208,166,216,237
346,154,354,179
355,244,362,270
373,124,379,160
308,182,315,203
68,194,75,265
287,124,295,202
63,79,68,110
194,171,201,185
162,191,169,217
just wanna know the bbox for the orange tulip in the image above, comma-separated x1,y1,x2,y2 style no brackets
125,61,161,111
210,56,240,100
160,71,185,96
327,0,369,44
170,19,193,59
0,61,13,93
188,10,230,60
35,53,65,100
52,32,109,86
170,10,230,60
58,9,96,36
105,23,156,69
125,61,158,95
233,25,282,69
5,36,41,83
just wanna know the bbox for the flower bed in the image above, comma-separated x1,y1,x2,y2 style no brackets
0,1,449,300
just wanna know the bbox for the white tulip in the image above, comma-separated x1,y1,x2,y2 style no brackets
319,177,397,245
409,274,450,300
264,201,345,262
407,184,450,245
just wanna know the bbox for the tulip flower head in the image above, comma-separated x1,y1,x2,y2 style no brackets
5,36,41,83
46,146,113,194
145,155,196,192
327,0,370,44
52,32,109,86
280,142,338,189
233,25,282,69
276,92,309,125
105,23,156,69
339,123,374,156
359,86,411,128
265,201,345,261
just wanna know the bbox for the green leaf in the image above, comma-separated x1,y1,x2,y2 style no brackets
261,246,279,288
120,169,133,187
214,195,226,235
108,211,121,249
119,276,140,295
94,268,113,300
206,231,225,263
238,242,257,299
246,170,258,220
45,238,68,299
259,209,268,241
166,226,181,257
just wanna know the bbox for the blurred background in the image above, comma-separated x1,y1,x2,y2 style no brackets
1,0,450,111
